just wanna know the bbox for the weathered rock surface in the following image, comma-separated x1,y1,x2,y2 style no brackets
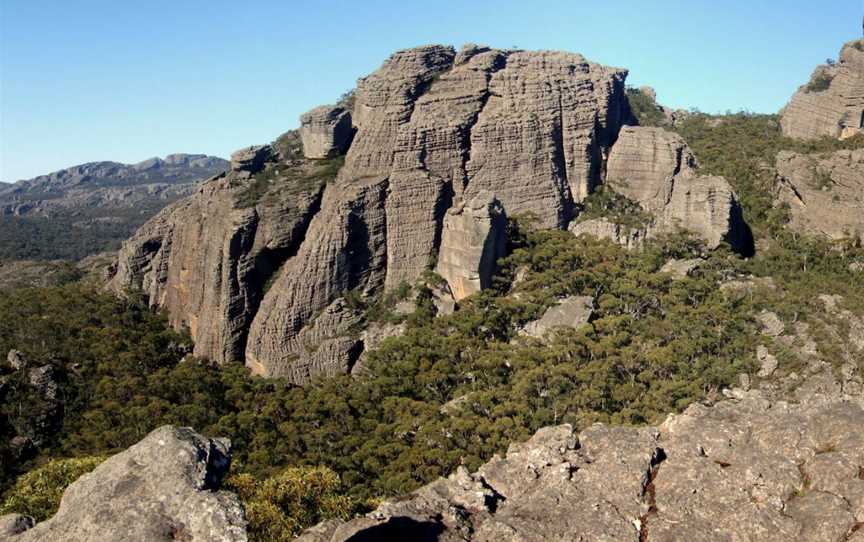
8,426,246,542
659,258,702,278
229,145,272,173
113,44,633,382
775,149,864,242
0,515,33,538
299,388,864,542
603,126,749,251
435,191,506,301
780,40,864,140
300,106,354,159
521,295,594,338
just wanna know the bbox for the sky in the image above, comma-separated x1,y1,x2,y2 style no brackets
1,0,862,182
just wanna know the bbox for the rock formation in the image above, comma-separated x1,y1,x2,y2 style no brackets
298,388,864,541
435,191,506,301
520,295,594,338
780,40,864,140
112,44,634,382
775,149,864,241
6,426,246,542
600,126,749,251
569,217,646,249
300,106,354,159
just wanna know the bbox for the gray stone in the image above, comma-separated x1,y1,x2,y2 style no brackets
569,217,646,249
8,426,246,542
0,514,33,537
756,345,779,378
775,149,864,242
229,145,272,173
756,310,785,337
6,350,24,371
300,105,353,159
659,258,702,278
521,295,594,338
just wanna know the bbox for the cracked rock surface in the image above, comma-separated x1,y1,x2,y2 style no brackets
299,386,864,541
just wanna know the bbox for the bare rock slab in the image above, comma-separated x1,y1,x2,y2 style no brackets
521,295,594,338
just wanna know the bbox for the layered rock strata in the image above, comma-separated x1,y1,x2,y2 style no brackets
775,149,864,242
300,105,354,159
112,44,633,382
780,40,864,140
599,126,749,251
435,191,506,301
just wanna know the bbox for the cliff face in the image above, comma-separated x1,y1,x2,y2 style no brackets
111,44,748,383
780,40,864,140
111,44,634,382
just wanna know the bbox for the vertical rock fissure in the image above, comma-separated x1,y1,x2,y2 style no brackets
638,447,666,542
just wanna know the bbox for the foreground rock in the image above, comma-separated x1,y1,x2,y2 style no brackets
7,426,246,542
113,44,632,382
299,389,864,541
775,149,864,242
601,126,750,251
780,39,864,140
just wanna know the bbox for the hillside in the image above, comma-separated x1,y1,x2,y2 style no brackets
1,40,864,541
0,154,228,261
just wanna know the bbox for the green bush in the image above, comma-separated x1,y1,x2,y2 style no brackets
806,69,834,93
626,87,666,127
226,467,357,541
0,456,106,521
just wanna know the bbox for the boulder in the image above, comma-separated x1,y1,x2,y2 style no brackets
775,149,864,242
6,349,24,370
299,105,353,159
604,126,749,251
521,295,594,338
569,217,646,249
756,345,779,378
229,145,272,173
659,258,703,278
8,426,246,542
435,191,506,301
756,310,785,337
780,40,864,140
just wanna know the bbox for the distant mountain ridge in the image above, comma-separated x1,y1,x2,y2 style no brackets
0,154,228,261
0,154,228,215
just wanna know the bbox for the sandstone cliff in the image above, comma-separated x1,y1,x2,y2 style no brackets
780,40,864,140
112,44,635,382
775,149,864,242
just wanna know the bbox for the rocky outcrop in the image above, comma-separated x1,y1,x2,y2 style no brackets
229,145,272,173
520,295,594,338
113,44,633,382
300,106,354,159
569,217,646,249
602,126,750,251
780,40,864,140
775,149,864,242
7,426,246,542
435,191,506,301
299,388,864,541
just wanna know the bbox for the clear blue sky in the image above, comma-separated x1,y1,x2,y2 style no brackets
1,0,861,182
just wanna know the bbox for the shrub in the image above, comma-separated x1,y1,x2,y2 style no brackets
0,456,106,521
806,69,834,93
